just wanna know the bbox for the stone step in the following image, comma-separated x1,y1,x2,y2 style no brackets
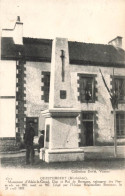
81,146,125,159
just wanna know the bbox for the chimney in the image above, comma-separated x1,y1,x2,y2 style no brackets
2,16,23,45
13,16,23,45
108,36,122,48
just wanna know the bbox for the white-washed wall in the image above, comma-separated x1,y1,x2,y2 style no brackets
25,61,50,117
0,61,16,96
0,60,16,137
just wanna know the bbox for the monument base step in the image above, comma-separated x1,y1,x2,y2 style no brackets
44,148,84,163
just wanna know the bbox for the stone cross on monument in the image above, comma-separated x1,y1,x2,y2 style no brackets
60,50,65,82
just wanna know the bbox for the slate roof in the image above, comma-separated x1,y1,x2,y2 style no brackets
68,41,125,66
1,37,24,59
1,37,52,62
23,37,52,62
1,37,125,66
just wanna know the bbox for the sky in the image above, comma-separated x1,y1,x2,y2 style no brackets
0,0,125,49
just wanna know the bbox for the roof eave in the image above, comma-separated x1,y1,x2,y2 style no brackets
70,59,125,68
1,55,51,62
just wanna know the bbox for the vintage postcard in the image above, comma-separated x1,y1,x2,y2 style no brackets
0,0,125,196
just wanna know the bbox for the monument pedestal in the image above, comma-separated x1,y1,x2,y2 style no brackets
41,109,84,163
45,148,84,163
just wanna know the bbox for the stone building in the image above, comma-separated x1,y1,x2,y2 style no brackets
0,17,125,162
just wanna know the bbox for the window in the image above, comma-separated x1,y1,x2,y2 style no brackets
114,77,125,102
116,112,125,138
79,74,96,102
42,72,50,102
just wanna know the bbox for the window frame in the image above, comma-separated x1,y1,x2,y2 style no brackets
116,111,125,139
78,74,97,103
112,76,125,103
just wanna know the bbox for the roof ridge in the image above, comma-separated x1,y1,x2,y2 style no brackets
68,40,110,46
23,37,52,45
23,37,52,41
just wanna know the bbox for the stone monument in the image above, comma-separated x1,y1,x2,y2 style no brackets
41,37,84,162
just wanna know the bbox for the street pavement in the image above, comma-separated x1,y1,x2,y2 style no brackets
0,146,125,170
0,146,125,158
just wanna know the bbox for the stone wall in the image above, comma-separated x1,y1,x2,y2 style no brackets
0,138,20,152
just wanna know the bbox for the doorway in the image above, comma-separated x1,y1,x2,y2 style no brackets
83,121,93,146
80,112,94,146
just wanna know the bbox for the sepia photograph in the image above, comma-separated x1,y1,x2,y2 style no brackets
0,0,125,195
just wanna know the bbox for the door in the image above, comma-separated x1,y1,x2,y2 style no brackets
81,121,93,146
85,121,93,146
